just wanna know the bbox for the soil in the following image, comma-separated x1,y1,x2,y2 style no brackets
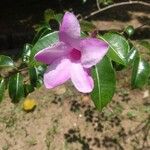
0,0,150,150
0,72,150,150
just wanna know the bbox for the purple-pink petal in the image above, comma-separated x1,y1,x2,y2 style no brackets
80,38,108,68
34,12,109,93
34,42,71,64
59,12,80,39
70,62,94,93
44,57,71,88
59,12,81,50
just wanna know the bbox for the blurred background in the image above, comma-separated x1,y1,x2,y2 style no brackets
0,0,149,53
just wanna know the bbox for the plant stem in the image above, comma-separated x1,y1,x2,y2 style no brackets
96,0,101,10
84,1,150,19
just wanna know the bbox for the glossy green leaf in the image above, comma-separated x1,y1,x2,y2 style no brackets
0,55,15,68
36,76,43,88
102,32,130,65
0,78,5,102
91,56,116,111
131,57,150,88
8,73,24,103
127,46,139,65
36,65,46,76
54,13,63,23
29,65,45,88
29,31,59,66
22,43,32,64
29,66,39,87
32,27,51,45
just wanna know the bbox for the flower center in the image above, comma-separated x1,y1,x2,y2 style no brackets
70,48,81,61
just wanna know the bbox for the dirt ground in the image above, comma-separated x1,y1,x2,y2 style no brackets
0,1,150,150
0,70,150,150
0,42,150,150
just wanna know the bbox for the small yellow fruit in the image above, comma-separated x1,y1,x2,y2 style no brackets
23,99,37,112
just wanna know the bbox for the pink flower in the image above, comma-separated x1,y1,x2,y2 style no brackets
35,12,108,93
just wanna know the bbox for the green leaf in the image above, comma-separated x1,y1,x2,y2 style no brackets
29,65,45,88
102,32,130,65
8,73,24,103
0,78,5,102
29,66,39,87
36,76,43,88
127,46,138,65
32,27,51,45
36,65,46,76
91,56,116,111
80,20,96,32
131,57,150,88
54,13,63,24
29,31,59,66
0,55,15,68
22,43,32,64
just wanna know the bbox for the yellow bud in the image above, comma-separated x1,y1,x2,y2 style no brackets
23,99,37,112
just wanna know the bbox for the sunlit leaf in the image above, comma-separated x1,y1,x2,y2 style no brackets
54,13,63,23
29,31,59,66
131,57,150,88
91,56,116,111
127,46,139,65
101,32,130,65
22,43,32,64
29,65,45,88
8,73,24,103
0,55,15,68
32,27,51,45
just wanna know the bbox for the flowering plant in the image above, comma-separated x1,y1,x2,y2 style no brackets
0,10,149,111
35,12,108,93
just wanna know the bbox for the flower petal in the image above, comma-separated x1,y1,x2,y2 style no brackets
59,12,81,50
44,58,71,88
80,38,108,68
35,42,71,64
59,12,80,39
70,62,94,93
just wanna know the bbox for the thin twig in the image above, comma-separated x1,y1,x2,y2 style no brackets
84,1,150,19
96,0,101,10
